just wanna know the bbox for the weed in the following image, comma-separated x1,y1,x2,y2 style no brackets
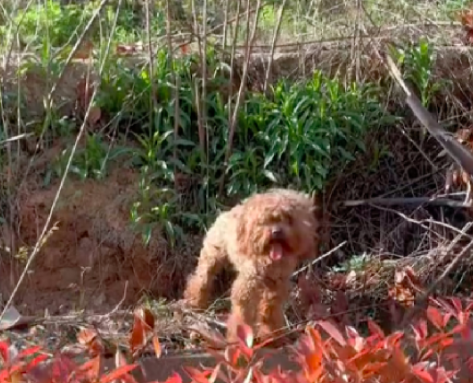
390,38,445,107
4,0,94,49
52,133,130,180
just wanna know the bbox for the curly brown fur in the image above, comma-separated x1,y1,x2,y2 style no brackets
182,188,321,345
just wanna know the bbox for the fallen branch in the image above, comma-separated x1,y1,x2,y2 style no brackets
383,52,473,177
339,196,472,209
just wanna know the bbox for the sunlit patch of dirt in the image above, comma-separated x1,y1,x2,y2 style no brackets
0,144,202,315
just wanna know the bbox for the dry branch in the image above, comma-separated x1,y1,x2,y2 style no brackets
384,52,473,178
341,197,472,209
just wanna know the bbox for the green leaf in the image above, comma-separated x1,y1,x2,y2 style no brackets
262,170,278,183
338,147,356,162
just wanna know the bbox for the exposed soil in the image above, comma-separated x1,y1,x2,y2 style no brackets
0,141,202,316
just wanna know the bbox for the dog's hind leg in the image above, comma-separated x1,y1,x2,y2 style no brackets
183,242,228,310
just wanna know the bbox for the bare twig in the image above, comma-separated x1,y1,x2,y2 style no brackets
340,196,473,209
225,0,242,127
222,0,230,50
201,0,208,162
351,0,362,82
292,241,348,278
145,0,158,127
263,0,288,93
191,0,205,156
219,0,262,196
0,133,34,146
97,281,129,319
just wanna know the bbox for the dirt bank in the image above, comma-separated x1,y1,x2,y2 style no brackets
0,143,201,315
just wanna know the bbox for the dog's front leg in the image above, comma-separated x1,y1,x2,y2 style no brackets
256,280,290,347
226,272,260,344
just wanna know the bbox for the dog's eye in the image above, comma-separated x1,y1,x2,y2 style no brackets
286,215,294,225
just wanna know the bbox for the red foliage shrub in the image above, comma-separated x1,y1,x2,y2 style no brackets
2,298,473,383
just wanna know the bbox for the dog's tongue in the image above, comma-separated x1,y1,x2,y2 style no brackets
269,243,283,260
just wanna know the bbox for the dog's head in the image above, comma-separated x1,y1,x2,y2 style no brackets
235,191,318,261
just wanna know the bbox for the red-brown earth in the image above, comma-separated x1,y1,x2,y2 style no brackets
0,141,202,315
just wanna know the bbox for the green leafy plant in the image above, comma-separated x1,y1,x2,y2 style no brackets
98,47,393,243
52,133,130,180
226,71,389,195
390,38,445,107
6,0,94,49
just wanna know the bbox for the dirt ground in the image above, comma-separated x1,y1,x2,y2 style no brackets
0,142,202,316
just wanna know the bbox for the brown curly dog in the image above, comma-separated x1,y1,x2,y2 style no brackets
182,188,322,345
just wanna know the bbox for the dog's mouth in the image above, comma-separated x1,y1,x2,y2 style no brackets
269,243,284,261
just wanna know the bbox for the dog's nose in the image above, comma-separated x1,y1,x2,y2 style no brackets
271,227,284,239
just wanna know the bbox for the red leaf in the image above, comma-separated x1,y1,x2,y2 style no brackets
17,346,42,360
346,326,360,339
236,322,254,349
129,307,155,355
412,366,434,383
208,363,222,383
230,319,254,360
450,297,463,316
367,320,385,339
0,341,11,363
442,313,452,328
77,355,101,381
424,332,451,348
427,306,444,329
438,337,454,349
412,319,428,342
421,348,434,361
295,331,323,381
152,336,162,358
461,323,471,340
50,354,77,382
182,366,212,383
385,331,404,348
316,320,346,346
161,372,183,383
224,346,242,367
0,370,11,381
24,354,49,372
136,307,155,329
100,364,138,383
